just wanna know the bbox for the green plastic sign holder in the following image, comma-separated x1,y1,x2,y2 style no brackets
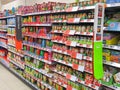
94,41,104,79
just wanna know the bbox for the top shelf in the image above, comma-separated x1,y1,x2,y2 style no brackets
21,3,120,16
0,3,120,19
22,6,95,17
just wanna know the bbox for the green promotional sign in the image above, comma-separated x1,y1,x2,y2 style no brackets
94,41,104,80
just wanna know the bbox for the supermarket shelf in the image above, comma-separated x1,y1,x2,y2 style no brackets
103,44,120,51
52,6,95,13
77,80,99,90
0,17,7,19
8,49,24,57
24,51,52,65
50,70,67,88
11,69,40,90
8,43,15,47
102,84,117,90
0,25,8,28
51,30,93,36
77,43,93,49
7,25,16,27
23,33,51,40
103,60,120,68
25,72,38,81
52,69,98,90
23,42,51,52
22,23,51,27
6,15,15,18
0,57,9,67
52,40,65,45
0,43,7,49
53,58,85,72
8,59,24,69
0,35,7,39
7,34,15,36
0,30,7,32
52,79,67,88
52,40,92,49
22,33,37,38
22,11,51,16
106,3,120,8
52,69,66,77
25,73,55,90
103,27,120,32
83,56,92,61
37,36,51,40
75,32,93,36
52,19,94,24
79,6,95,10
53,58,72,67
51,30,63,34
37,80,54,90
52,49,92,61
52,49,69,56
84,70,93,74
25,64,53,78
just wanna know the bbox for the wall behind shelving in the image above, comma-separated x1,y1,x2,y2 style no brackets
1,0,26,11
1,0,74,11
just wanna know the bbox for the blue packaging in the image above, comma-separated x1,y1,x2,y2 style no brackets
41,39,46,48
106,0,117,3
107,22,120,31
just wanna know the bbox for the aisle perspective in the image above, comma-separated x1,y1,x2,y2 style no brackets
0,0,120,90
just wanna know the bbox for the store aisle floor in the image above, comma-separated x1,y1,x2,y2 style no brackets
0,64,32,90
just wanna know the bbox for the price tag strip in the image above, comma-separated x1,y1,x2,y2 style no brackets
72,63,85,72
66,74,77,82
66,41,77,47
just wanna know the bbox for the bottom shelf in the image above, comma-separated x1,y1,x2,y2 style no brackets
0,57,9,67
10,69,40,90
0,60,40,90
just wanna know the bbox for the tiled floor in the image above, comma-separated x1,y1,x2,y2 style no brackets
0,64,32,90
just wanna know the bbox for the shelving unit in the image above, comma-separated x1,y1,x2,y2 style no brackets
51,3,104,90
0,15,8,67
1,1,120,90
101,3,120,90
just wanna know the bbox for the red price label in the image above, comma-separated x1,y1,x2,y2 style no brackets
66,74,77,82
67,85,72,90
72,63,79,70
72,63,85,72
68,18,74,23
66,7,72,12
71,51,77,58
66,74,71,80
67,50,72,55
64,30,70,36
66,41,71,46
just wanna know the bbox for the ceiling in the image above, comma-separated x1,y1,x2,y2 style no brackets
1,0,15,5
